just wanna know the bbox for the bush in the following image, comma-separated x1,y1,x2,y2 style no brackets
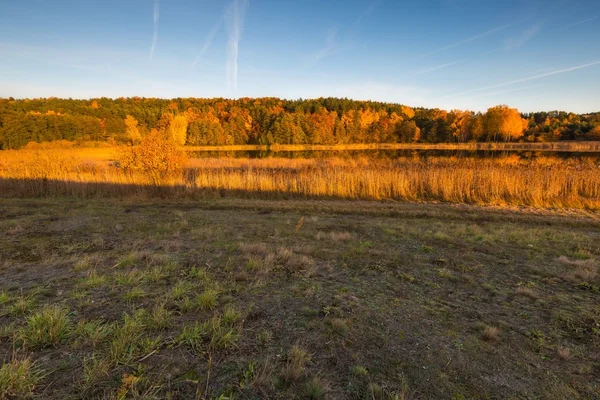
117,130,188,184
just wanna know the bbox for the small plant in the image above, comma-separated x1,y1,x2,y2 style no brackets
189,266,209,281
257,330,273,346
350,365,368,377
222,306,241,326
481,326,501,343
177,323,206,354
0,291,12,305
116,252,139,268
9,294,36,316
124,287,146,302
303,376,328,399
174,296,194,313
0,357,43,399
74,320,114,348
167,280,193,302
197,289,219,311
80,356,110,393
204,316,239,351
147,266,167,283
109,311,146,363
81,270,107,288
19,305,72,348
282,345,311,383
146,303,172,330
556,346,570,360
329,318,350,337
515,286,538,300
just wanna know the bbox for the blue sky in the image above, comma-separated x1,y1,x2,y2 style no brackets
0,0,599,112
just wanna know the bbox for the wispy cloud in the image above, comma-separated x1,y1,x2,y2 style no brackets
448,60,600,98
469,83,546,99
504,23,541,51
191,16,224,68
413,23,513,60
224,0,249,90
560,16,598,30
415,60,462,75
149,0,160,59
306,29,338,67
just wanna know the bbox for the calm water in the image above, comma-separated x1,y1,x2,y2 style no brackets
190,149,600,161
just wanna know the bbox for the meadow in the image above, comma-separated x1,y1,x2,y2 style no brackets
1,197,599,399
1,145,599,210
1,142,600,398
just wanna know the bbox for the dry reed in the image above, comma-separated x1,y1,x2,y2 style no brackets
1,148,599,209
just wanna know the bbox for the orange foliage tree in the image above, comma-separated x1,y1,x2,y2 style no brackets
485,105,524,141
118,130,188,184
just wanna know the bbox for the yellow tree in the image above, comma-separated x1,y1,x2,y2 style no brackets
124,115,141,144
485,105,524,141
169,115,188,146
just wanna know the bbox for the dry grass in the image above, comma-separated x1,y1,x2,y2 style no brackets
1,149,600,209
515,286,539,300
482,326,501,343
559,256,598,283
282,345,311,383
556,347,571,360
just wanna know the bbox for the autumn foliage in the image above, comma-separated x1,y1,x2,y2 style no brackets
1,97,600,149
117,130,188,183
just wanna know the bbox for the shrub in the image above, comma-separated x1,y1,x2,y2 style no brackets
117,130,188,184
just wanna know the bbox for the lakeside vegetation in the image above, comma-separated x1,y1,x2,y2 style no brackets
1,139,599,210
1,97,600,149
1,197,599,398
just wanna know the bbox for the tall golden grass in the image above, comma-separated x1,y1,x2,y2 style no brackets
1,148,599,209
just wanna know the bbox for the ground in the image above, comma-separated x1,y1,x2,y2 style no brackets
0,198,599,399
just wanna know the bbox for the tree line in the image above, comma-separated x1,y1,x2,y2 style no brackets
0,97,599,149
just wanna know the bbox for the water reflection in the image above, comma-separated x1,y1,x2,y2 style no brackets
189,149,600,162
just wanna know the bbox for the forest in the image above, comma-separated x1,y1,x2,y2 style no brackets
0,97,599,149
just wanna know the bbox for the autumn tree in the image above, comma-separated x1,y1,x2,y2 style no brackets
169,115,188,145
124,115,142,144
485,105,524,142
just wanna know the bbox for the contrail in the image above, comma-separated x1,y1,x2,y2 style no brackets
225,0,249,90
415,60,462,75
191,16,224,68
448,60,600,98
150,0,160,59
504,24,541,51
560,16,598,30
470,83,546,99
413,23,513,60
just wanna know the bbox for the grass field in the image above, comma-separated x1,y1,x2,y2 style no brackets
1,198,599,399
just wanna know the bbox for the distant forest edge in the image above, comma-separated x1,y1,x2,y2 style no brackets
1,97,599,150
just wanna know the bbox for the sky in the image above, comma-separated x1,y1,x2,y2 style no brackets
0,0,599,113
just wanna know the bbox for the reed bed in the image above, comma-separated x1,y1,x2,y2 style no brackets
1,148,599,209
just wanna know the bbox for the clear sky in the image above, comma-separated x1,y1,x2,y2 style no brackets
1,0,599,113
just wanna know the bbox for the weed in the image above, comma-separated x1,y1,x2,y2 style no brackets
282,345,311,383
197,289,219,311
74,320,113,347
18,305,72,348
9,294,36,316
177,323,207,354
80,356,110,393
0,356,43,399
482,326,501,343
303,377,328,399
124,287,146,302
146,303,172,330
329,318,350,337
81,270,107,288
